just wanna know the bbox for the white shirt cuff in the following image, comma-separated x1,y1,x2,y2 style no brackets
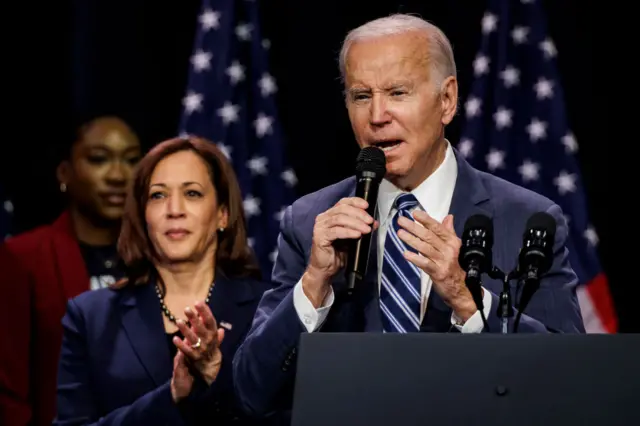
451,287,492,333
293,278,334,332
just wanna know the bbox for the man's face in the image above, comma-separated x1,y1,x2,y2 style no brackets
344,32,457,190
62,117,142,222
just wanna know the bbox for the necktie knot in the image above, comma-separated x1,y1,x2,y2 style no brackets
395,193,419,213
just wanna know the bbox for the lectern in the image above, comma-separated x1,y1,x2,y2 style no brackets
291,333,639,426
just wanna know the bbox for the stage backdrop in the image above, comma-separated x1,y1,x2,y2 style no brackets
1,0,632,330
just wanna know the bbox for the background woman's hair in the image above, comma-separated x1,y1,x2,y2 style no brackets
115,136,262,287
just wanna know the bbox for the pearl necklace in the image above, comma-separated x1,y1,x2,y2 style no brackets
155,282,214,326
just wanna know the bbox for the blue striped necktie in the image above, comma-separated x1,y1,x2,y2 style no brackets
380,193,422,333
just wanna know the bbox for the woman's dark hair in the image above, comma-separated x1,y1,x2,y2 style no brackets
116,136,261,285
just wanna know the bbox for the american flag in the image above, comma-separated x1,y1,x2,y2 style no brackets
178,0,297,277
1,188,13,241
458,0,617,333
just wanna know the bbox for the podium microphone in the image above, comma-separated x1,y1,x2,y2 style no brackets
458,214,493,331
345,146,386,293
513,211,556,332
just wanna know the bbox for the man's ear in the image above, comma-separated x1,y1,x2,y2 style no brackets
440,76,458,126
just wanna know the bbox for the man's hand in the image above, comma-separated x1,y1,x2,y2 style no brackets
304,197,377,308
397,211,477,322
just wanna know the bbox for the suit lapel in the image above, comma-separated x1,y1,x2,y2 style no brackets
208,270,262,357
420,148,495,325
49,211,90,301
120,282,172,386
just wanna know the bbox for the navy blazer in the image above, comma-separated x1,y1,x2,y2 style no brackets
232,147,586,417
54,270,276,426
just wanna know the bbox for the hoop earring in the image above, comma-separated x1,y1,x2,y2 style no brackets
60,183,67,192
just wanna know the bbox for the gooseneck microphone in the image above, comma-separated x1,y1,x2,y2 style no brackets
345,147,386,293
458,214,494,330
513,211,556,332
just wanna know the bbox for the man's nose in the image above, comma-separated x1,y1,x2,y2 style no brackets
369,95,391,126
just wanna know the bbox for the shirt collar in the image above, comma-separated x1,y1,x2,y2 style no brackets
377,140,458,226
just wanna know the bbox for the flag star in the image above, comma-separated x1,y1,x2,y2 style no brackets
465,97,482,118
493,107,513,129
182,91,203,114
526,118,547,142
534,77,554,99
473,55,490,76
247,156,268,175
269,247,278,263
247,237,255,248
518,160,540,182
584,226,599,246
199,9,220,31
236,23,252,41
486,149,505,171
191,49,212,72
254,113,273,138
511,26,529,44
554,171,577,194
481,13,498,34
262,39,271,50
217,102,240,125
458,138,474,158
562,132,579,153
500,66,520,87
226,61,245,84
281,169,297,187
243,195,261,217
258,73,277,97
216,142,232,159
539,38,557,59
3,199,13,213
563,214,571,225
274,207,286,222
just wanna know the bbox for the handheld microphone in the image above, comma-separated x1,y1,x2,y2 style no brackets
458,214,493,330
345,146,386,293
513,211,556,332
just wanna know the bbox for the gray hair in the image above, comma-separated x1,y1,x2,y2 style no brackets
338,14,457,86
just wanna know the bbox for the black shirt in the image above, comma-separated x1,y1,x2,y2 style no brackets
78,242,125,290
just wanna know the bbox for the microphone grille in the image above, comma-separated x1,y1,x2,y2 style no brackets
464,213,493,235
525,211,556,239
355,147,386,177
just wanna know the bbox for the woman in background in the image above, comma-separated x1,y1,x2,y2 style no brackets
54,137,277,425
0,114,141,426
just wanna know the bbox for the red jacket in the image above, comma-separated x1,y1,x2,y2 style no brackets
0,211,90,426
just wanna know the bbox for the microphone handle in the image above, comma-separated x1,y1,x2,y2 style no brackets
346,173,380,291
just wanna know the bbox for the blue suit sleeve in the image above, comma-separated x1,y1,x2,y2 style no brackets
53,299,187,426
485,203,585,333
233,204,308,417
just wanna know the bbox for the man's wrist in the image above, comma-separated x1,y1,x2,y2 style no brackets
302,268,331,309
452,287,482,323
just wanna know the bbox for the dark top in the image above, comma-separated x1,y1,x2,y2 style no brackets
166,330,182,362
77,242,125,290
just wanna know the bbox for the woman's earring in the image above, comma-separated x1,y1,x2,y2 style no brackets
60,183,67,192
218,227,225,233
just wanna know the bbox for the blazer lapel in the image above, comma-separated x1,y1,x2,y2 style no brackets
120,282,172,386
50,211,90,301
208,270,266,357
420,148,495,322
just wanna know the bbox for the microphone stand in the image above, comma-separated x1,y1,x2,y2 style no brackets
489,266,514,334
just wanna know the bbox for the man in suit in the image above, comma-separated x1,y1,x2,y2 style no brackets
232,14,585,418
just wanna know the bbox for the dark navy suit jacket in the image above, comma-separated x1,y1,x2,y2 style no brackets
53,270,278,426
232,148,585,417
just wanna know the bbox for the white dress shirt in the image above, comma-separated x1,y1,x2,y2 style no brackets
292,141,492,333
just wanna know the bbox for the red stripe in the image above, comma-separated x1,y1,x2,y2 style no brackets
586,273,618,333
